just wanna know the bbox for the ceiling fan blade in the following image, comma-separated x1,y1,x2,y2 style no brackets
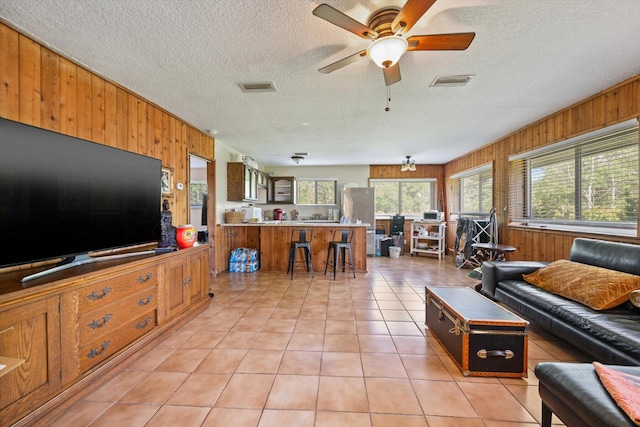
383,63,401,86
407,33,475,50
318,50,367,74
313,3,377,39
392,0,437,34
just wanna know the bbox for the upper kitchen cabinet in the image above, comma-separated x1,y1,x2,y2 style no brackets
227,162,260,202
270,177,296,204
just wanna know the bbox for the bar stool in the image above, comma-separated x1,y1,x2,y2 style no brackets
324,229,356,280
287,228,314,279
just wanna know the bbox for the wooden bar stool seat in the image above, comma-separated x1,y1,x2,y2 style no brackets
324,229,356,280
287,228,314,279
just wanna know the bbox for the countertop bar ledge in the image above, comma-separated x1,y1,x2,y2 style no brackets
220,223,370,272
221,222,370,227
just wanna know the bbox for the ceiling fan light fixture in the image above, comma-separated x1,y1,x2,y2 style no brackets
367,36,408,68
291,155,304,164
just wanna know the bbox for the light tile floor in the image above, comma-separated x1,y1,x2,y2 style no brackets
51,255,590,426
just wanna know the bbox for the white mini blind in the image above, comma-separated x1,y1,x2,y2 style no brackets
509,123,639,226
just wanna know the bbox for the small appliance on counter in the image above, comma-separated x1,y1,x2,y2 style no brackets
273,208,283,221
423,211,444,221
243,206,263,222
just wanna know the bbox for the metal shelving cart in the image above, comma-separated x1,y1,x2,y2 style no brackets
410,220,447,260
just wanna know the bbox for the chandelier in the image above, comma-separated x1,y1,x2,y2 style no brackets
401,155,416,172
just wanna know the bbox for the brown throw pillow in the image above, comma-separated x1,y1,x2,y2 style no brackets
523,259,640,310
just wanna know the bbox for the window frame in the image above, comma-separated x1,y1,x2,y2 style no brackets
370,178,436,218
450,163,493,217
509,119,639,236
295,178,338,206
189,181,207,207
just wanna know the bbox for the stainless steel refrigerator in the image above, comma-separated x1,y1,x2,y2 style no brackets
342,187,376,255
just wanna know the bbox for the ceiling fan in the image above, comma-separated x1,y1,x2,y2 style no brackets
312,0,475,86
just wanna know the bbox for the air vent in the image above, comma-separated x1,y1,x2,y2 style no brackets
430,75,473,87
238,82,278,93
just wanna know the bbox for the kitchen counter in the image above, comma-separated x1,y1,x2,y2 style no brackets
221,221,369,227
221,223,369,273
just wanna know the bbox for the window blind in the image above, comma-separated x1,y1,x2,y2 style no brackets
509,123,639,226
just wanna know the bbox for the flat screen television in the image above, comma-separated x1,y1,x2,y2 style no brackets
0,117,162,280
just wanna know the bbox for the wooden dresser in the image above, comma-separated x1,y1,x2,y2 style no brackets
0,245,210,426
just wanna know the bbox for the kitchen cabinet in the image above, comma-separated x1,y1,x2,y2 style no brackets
410,220,447,260
270,177,296,204
228,162,273,203
227,162,260,202
258,171,269,188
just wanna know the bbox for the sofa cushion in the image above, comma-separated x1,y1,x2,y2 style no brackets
523,260,640,310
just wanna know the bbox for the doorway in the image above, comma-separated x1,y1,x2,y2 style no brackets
189,154,215,275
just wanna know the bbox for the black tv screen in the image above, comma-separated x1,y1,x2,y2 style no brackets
0,117,161,269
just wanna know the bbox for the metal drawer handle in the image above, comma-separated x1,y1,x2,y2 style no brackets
87,287,112,301
137,295,154,306
137,272,154,283
136,316,152,330
477,349,514,360
183,277,192,285
88,313,112,329
87,341,110,358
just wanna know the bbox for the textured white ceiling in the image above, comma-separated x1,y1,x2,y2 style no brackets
1,0,640,167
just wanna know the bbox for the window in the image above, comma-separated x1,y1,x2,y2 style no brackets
451,164,493,215
190,182,207,207
296,179,337,205
370,179,435,216
510,120,639,232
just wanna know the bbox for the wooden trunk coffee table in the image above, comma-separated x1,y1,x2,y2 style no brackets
425,286,529,378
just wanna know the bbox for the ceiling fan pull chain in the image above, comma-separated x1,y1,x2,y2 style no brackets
385,85,391,112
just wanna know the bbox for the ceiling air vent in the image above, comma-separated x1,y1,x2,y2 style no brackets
238,82,278,93
430,75,473,87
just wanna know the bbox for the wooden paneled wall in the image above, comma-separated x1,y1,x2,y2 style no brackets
369,164,445,181
0,23,214,228
444,74,640,261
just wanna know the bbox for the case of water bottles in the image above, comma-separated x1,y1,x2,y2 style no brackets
229,247,259,272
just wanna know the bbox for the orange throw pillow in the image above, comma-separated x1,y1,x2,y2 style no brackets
522,259,640,310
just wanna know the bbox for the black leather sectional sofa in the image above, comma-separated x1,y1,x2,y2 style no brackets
479,237,640,365
480,237,640,427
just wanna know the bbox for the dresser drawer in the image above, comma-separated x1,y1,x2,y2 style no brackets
77,267,158,312
79,287,157,347
79,309,156,372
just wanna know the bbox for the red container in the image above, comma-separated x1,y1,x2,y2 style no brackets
273,208,283,221
176,224,196,248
